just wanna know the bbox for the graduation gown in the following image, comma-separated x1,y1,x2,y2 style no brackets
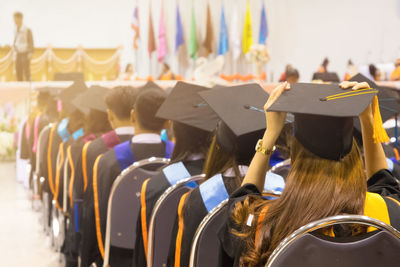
89,139,174,267
28,113,52,189
61,134,97,267
132,159,205,267
74,130,133,267
167,174,242,267
218,169,400,267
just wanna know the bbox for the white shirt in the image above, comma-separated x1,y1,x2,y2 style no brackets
14,25,30,53
187,153,205,161
131,133,162,144
223,165,249,177
115,126,135,136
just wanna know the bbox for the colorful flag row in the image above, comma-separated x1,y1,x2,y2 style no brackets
131,2,269,61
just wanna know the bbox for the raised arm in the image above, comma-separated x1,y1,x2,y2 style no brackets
340,81,388,178
241,82,288,192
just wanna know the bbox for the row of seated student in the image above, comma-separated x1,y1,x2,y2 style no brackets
18,74,400,267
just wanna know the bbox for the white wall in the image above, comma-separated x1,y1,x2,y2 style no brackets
1,0,400,81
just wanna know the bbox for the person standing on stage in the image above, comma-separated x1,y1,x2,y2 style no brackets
13,12,34,81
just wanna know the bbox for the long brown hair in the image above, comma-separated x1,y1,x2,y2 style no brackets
232,137,366,266
202,134,241,181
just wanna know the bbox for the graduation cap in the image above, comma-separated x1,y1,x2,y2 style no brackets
57,81,88,113
156,82,219,132
138,81,163,92
312,72,340,83
72,85,109,114
199,83,269,164
350,73,400,146
268,82,389,161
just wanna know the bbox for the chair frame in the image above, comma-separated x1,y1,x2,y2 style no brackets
147,174,206,267
33,124,52,229
51,146,66,251
33,124,52,201
266,214,400,267
189,199,229,267
188,188,283,267
102,157,170,267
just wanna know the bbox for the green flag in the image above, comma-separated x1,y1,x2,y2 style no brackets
189,7,198,59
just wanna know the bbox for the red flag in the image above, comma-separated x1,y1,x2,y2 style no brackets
148,9,156,56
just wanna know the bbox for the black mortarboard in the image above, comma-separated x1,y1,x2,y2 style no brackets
156,82,219,132
312,72,340,83
72,85,109,114
138,81,163,92
350,74,400,144
199,83,269,164
268,82,386,161
57,81,88,113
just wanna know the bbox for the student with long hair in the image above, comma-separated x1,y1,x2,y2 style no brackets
131,82,219,266
168,84,291,267
219,81,400,266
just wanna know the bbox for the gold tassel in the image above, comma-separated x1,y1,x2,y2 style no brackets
372,95,390,143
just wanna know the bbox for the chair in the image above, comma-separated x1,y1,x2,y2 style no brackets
266,215,400,267
189,189,282,267
147,174,205,267
32,124,52,211
102,157,170,267
51,150,68,251
189,199,229,267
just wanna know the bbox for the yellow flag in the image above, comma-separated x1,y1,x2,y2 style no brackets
242,2,253,54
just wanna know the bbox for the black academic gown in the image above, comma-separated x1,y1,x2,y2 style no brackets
62,136,95,267
20,119,31,160
87,141,170,267
217,169,400,267
167,174,242,267
28,114,51,189
132,159,205,267
36,125,52,199
74,131,132,267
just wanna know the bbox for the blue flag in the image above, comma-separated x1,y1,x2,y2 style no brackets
218,6,229,55
175,5,184,53
259,3,268,44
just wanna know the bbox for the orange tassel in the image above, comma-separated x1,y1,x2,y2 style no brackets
372,95,390,143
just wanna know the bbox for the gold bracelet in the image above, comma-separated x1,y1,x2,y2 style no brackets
255,139,275,156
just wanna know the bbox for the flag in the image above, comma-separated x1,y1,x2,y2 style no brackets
131,5,140,50
259,3,268,44
218,6,228,55
175,4,184,53
242,1,253,54
157,3,167,62
230,1,241,60
148,9,156,56
203,3,214,56
189,7,198,59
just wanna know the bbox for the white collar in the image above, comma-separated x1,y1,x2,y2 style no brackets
223,165,249,177
187,153,205,161
131,133,162,144
115,126,135,136
16,25,27,32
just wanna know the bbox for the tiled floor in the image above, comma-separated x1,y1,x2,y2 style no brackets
0,161,62,267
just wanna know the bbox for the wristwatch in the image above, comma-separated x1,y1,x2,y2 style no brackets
255,139,275,156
